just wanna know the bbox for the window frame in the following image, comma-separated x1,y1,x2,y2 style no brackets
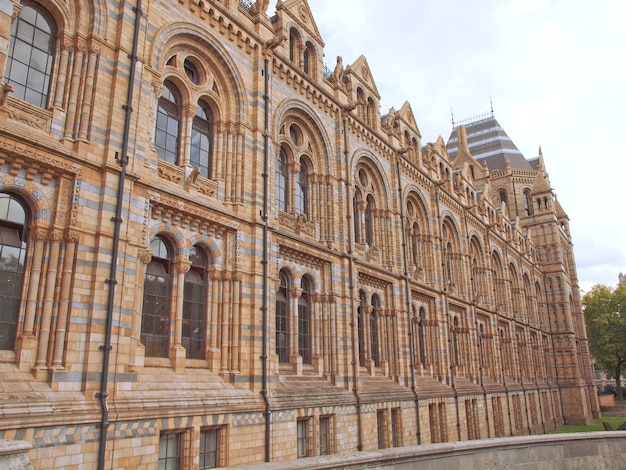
141,237,173,359
0,193,29,351
182,246,208,360
6,0,57,108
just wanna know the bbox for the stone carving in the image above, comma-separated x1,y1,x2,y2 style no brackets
250,0,269,15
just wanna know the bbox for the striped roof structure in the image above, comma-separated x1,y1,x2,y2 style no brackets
446,113,533,171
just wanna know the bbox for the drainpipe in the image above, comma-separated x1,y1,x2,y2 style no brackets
395,153,421,444
342,107,363,451
97,1,142,469
260,57,272,462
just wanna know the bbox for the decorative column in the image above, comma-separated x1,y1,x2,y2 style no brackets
16,230,47,371
63,42,85,140
220,271,231,374
290,286,303,374
170,259,191,372
129,248,152,370
78,45,99,141
52,39,72,110
51,230,79,369
33,231,62,377
234,131,244,204
230,273,241,372
207,269,221,371
311,292,323,375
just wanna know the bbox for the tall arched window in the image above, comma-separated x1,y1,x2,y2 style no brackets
0,194,28,350
365,195,375,246
142,237,172,358
353,191,362,243
182,246,208,360
418,307,426,365
298,277,312,364
276,270,289,363
6,1,56,108
499,189,507,206
296,159,308,215
289,28,300,63
370,295,380,367
451,316,460,366
304,42,315,75
191,102,213,178
155,81,181,165
411,222,419,266
523,189,532,216
358,291,366,365
275,147,289,212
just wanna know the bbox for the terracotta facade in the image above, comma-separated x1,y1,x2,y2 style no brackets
0,0,599,468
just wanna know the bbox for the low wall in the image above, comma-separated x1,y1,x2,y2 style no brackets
0,440,33,470
229,432,626,470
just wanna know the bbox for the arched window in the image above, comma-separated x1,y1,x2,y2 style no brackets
296,159,308,215
276,270,289,363
365,195,375,246
499,189,507,206
155,81,181,165
451,316,460,366
182,246,208,360
523,189,532,216
142,237,172,358
411,222,419,266
367,97,376,128
0,194,28,350
289,28,299,63
353,191,362,244
275,147,289,212
357,291,366,365
6,1,56,108
303,43,311,74
191,102,213,178
370,295,380,367
298,277,312,364
418,307,426,365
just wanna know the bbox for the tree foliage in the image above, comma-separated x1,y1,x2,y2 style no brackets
582,284,626,399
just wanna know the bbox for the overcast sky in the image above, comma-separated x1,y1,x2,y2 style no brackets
267,0,626,293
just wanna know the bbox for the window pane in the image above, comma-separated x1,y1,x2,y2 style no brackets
200,428,218,469
158,433,180,470
0,194,27,350
7,3,55,108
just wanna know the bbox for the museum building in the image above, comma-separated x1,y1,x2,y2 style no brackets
0,0,599,468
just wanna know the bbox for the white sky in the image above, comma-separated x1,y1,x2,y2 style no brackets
267,0,626,293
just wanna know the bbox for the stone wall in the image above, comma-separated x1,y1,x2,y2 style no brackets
227,433,626,470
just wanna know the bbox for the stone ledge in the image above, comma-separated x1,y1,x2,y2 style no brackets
0,440,33,470
227,432,626,470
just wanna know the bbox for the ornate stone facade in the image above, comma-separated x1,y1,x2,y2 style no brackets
0,0,598,468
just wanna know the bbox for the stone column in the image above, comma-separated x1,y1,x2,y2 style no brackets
170,260,191,372
51,230,79,369
33,231,62,377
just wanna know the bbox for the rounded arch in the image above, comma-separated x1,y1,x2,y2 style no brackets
469,235,485,264
273,99,332,174
188,233,222,262
404,188,431,232
149,23,247,121
490,249,505,279
352,152,392,210
0,177,52,224
440,214,462,248
147,222,186,257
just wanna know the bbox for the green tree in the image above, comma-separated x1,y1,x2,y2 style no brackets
582,284,626,399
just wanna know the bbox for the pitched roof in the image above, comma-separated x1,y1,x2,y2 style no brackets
446,114,533,171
